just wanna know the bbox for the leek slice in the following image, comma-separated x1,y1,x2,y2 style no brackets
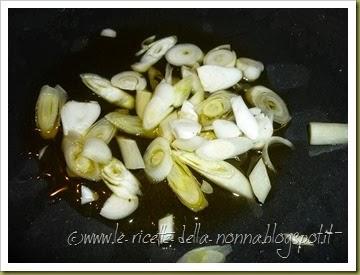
158,214,174,244
85,118,116,144
231,96,259,140
135,35,156,56
100,28,117,38
181,67,205,106
172,136,206,152
135,90,152,120
81,185,98,205
132,35,177,72
262,136,294,172
148,66,163,91
61,100,101,136
250,107,273,149
308,122,348,145
204,45,237,67
213,119,241,138
177,245,232,263
35,85,67,139
246,85,291,125
82,137,112,164
201,180,214,194
170,118,202,140
249,158,271,204
196,90,236,126
101,158,141,198
173,76,193,107
111,71,147,91
173,151,254,199
159,111,178,142
144,137,173,182
178,100,198,121
80,73,134,109
100,194,139,220
116,137,145,170
167,156,208,212
105,111,157,138
165,43,203,66
62,133,101,181
195,137,253,161
236,57,264,81
197,65,242,93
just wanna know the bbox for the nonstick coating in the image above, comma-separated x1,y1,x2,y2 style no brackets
8,9,348,263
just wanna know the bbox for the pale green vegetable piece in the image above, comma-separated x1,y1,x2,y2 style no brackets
262,136,294,172
177,245,232,263
82,137,112,164
85,118,116,144
159,111,178,142
100,194,139,220
204,45,237,67
135,90,152,120
111,71,147,91
165,43,204,66
116,137,145,170
309,122,348,145
249,158,271,204
236,57,264,81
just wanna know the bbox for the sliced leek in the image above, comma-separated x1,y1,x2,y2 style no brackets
309,122,348,145
246,85,291,125
35,85,67,139
159,111,178,142
111,71,147,91
81,185,98,205
170,118,202,140
116,137,145,170
158,214,174,244
105,111,157,138
197,65,242,93
135,35,156,56
177,245,232,263
144,137,173,182
85,118,116,144
213,119,241,139
178,100,198,121
173,76,193,107
167,156,208,212
250,107,273,149
201,180,214,194
262,136,294,172
135,90,152,120
249,158,271,204
82,137,112,164
165,43,203,66
100,194,139,220
61,100,101,136
204,45,237,67
148,66,163,91
171,136,206,152
236,57,264,81
173,151,254,199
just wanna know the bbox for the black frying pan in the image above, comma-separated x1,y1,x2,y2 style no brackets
8,8,348,263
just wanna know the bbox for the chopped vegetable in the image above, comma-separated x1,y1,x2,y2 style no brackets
85,118,116,144
236,57,264,81
309,122,348,145
197,65,242,93
82,137,112,164
135,90,152,120
35,85,67,139
196,90,236,126
262,136,294,172
178,100,198,121
61,100,100,136
159,111,178,142
80,73,134,109
173,151,254,199
170,118,202,140
231,96,259,140
148,66,163,91
81,185,98,205
172,136,206,152
213,119,241,138
167,156,208,212
177,245,232,263
249,158,271,204
173,76,193,107
195,137,253,161
100,194,139,220
116,137,145,170
100,28,117,38
132,35,177,72
111,71,147,91
246,85,291,125
201,180,214,194
144,137,173,182
135,35,157,56
158,214,175,244
105,111,157,138
165,43,203,66
204,45,237,67
250,108,274,149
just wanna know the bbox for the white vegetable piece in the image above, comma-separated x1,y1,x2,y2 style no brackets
213,119,242,138
100,194,139,220
165,43,203,66
204,45,237,67
250,107,273,149
171,118,202,140
100,28,117,38
262,137,294,172
132,35,177,72
80,185,97,205
177,245,232,263
111,71,147,91
82,137,112,164
195,137,253,161
309,122,348,145
249,158,271,204
117,137,145,170
201,180,214,194
231,96,259,140
197,65,242,93
178,100,198,121
159,111,178,142
236,57,264,81
61,100,101,136
158,214,174,244
171,136,206,152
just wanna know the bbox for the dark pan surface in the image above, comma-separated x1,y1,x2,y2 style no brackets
8,8,348,263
